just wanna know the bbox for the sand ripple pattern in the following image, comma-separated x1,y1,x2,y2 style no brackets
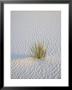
11,56,61,79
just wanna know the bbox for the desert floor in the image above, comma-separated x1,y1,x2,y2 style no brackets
11,56,61,79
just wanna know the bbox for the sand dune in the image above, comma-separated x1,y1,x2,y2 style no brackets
11,56,61,79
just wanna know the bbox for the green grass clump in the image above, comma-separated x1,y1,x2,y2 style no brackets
31,41,47,59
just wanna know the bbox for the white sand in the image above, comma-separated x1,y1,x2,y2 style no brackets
11,56,61,79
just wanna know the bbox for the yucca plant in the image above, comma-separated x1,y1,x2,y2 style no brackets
31,41,47,59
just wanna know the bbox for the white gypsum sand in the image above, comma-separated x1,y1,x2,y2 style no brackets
11,55,61,79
